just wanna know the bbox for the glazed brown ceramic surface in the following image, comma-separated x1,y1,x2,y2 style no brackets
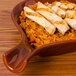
3,0,76,73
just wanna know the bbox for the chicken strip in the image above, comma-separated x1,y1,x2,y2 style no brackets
24,7,56,34
46,2,76,19
60,0,76,10
53,0,76,10
45,2,66,18
65,18,76,30
66,10,76,19
37,2,69,34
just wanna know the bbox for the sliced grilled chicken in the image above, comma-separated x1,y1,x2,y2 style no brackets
37,2,69,34
24,7,56,34
53,0,76,10
46,2,76,19
52,1,68,10
65,18,76,30
54,1,62,7
45,2,66,18
45,2,52,8
60,0,76,10
66,10,76,19
67,3,76,10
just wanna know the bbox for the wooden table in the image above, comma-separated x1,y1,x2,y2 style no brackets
0,0,76,76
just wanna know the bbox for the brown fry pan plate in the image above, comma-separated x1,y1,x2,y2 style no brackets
3,0,76,73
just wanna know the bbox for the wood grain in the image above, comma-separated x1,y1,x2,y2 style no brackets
0,0,76,76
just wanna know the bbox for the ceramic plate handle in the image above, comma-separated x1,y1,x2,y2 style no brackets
3,42,31,73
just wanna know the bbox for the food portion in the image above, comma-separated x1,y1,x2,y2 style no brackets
37,2,69,35
19,0,76,48
60,0,76,10
46,1,76,19
52,0,76,10
45,2,66,18
24,7,56,34
66,10,76,19
65,18,76,30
